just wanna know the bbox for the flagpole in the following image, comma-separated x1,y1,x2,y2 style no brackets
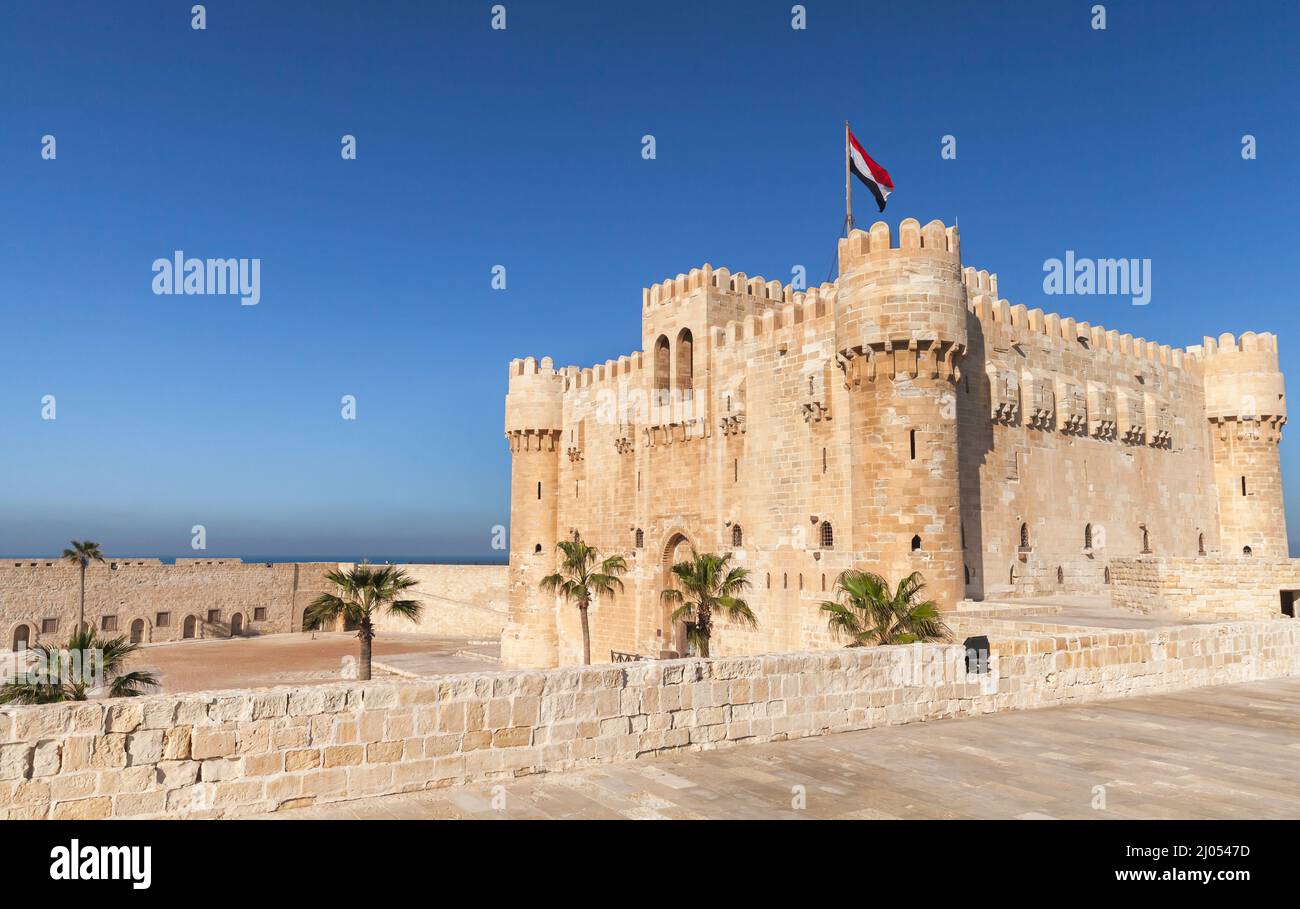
844,120,853,233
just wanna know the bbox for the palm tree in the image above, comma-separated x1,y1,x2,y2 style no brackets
0,627,159,704
820,570,952,646
62,540,105,635
660,551,755,658
539,539,628,665
304,565,422,681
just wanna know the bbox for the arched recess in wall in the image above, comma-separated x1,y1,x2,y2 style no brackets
675,328,693,400
819,522,834,550
635,528,644,549
911,535,922,551
661,532,693,657
183,615,198,638
12,624,31,651
731,525,742,548
654,335,671,406
130,618,147,644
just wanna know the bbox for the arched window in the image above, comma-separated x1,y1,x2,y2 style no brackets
766,572,771,589
1104,566,1111,584
534,543,543,554
1019,523,1030,550
911,535,922,551
634,529,644,549
1141,526,1151,554
731,525,742,548
1056,566,1064,585
819,521,834,550
653,335,671,405
1243,545,1253,557
675,328,694,400
1198,533,1205,555
1084,523,1093,549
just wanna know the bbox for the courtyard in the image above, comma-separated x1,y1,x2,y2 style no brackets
269,676,1300,820
122,632,499,694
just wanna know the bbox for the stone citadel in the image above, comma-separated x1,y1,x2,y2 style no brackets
502,218,1293,668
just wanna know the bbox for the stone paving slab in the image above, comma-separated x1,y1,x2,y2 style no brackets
267,676,1300,820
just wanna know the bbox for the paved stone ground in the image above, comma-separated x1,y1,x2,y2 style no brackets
978,594,1211,629
127,633,500,693
268,676,1300,820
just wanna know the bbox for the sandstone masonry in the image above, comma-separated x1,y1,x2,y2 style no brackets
502,218,1291,668
2,617,1297,819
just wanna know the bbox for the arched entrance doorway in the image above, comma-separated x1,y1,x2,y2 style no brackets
12,624,30,651
130,619,145,644
661,533,694,658
230,613,244,637
183,615,197,639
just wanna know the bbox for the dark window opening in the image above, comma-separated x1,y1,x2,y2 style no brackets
911,535,922,551
909,429,917,460
819,522,834,550
731,525,742,548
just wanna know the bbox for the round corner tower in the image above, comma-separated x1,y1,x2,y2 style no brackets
500,355,565,668
1200,331,1288,558
835,218,968,609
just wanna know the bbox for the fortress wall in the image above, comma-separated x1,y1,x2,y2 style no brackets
1111,556,1300,621
1,562,508,650
3,617,1297,819
959,279,1219,600
353,564,508,638
0,561,337,649
509,223,1288,670
553,282,858,662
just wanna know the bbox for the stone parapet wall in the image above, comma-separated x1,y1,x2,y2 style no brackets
2,617,1297,819
1111,556,1300,620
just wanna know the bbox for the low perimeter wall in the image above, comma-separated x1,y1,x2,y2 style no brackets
2,618,1298,819
1111,556,1300,620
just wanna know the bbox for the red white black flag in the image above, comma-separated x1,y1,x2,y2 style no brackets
847,128,894,212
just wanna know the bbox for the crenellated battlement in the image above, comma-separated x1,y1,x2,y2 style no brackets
642,263,801,313
836,218,961,270
1190,331,1280,359
964,274,1190,373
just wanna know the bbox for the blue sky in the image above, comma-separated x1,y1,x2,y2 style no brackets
1,0,1296,560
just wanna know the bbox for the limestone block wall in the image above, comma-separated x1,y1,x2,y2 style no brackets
1,561,509,652
2,617,1297,819
958,271,1219,602
0,560,338,650
1111,556,1300,620
356,564,507,637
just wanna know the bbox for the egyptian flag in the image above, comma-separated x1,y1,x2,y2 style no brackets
848,128,894,212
